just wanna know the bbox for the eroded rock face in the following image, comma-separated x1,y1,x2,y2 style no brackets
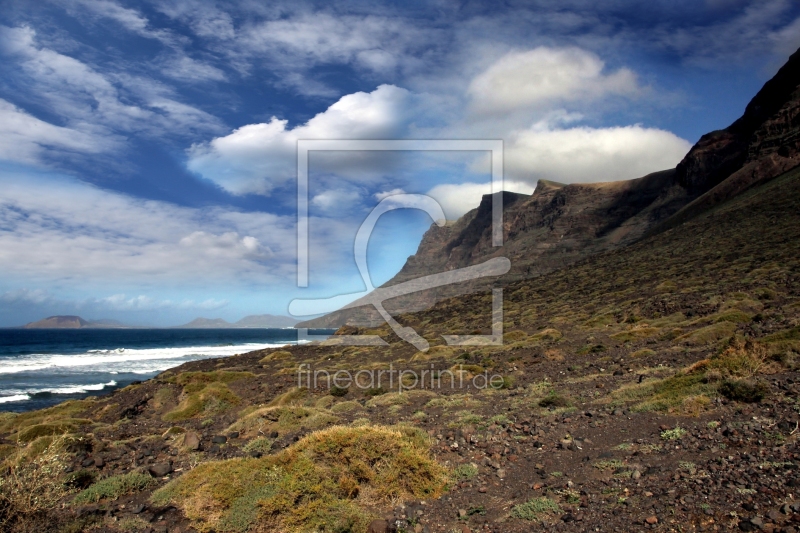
676,47,800,197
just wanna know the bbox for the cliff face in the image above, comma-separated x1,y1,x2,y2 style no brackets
298,47,800,328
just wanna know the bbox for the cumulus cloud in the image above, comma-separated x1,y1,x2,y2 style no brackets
179,231,272,261
468,47,641,117
187,84,413,195
504,118,692,185
311,189,363,212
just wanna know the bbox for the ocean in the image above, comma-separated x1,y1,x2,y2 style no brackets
0,328,334,412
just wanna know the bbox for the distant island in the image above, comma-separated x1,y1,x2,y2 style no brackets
20,314,298,329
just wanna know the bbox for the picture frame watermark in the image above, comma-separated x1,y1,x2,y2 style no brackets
289,139,509,351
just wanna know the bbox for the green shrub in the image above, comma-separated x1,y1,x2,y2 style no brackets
242,437,274,456
152,425,448,533
163,382,241,421
660,426,686,440
329,386,349,397
718,379,769,403
538,393,571,408
511,497,560,521
73,472,154,504
453,463,479,481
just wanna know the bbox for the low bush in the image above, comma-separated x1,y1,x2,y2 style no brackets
0,435,73,529
163,381,241,421
538,393,572,408
510,497,560,521
152,425,448,533
718,379,769,403
329,386,348,397
73,472,155,504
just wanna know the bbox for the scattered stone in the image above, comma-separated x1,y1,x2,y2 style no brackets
182,432,201,451
366,519,388,533
645,516,658,525
211,435,228,444
148,462,173,477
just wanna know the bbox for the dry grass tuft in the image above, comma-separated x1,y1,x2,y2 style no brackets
152,424,448,533
0,434,74,530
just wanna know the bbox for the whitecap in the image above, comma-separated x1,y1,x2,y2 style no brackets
0,394,31,403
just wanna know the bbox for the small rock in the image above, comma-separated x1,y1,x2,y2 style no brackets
268,431,279,439
131,504,146,514
228,431,239,439
458,509,467,518
93,457,105,468
366,519,388,533
182,431,201,451
750,517,765,528
81,458,95,468
496,468,507,479
632,470,641,480
645,516,658,525
211,435,228,444
148,462,173,477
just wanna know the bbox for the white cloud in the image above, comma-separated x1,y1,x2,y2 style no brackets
96,294,228,311
179,231,272,261
239,13,431,77
0,25,222,147
154,0,237,40
504,118,692,185
0,99,116,165
468,47,641,117
64,0,181,45
655,0,800,66
427,181,535,220
374,188,406,201
0,170,296,286
187,84,413,195
311,189,362,212
0,288,54,305
158,55,227,83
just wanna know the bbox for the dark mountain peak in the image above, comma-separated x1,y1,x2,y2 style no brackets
675,47,800,195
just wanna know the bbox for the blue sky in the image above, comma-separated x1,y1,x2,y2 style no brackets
0,0,798,326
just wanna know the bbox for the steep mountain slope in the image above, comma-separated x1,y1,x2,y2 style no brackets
300,47,800,328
